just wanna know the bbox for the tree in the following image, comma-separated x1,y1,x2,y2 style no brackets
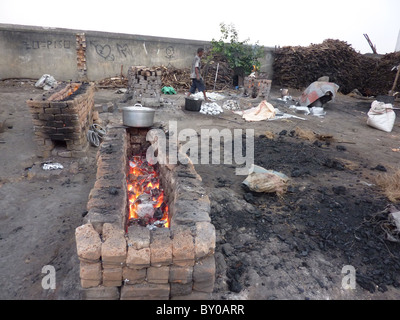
209,23,264,75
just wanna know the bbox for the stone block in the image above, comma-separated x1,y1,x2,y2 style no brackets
122,267,146,284
193,256,215,293
101,223,127,266
170,197,211,225
172,227,195,266
170,283,193,297
120,283,170,300
171,291,211,300
127,225,150,250
150,229,172,267
80,261,102,281
195,222,216,260
126,247,150,269
103,267,123,282
81,279,101,289
81,286,120,300
147,266,170,284
75,223,102,263
169,266,193,284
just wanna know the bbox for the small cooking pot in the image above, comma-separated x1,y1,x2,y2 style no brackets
122,104,155,128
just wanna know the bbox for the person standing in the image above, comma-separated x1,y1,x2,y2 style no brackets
187,48,209,101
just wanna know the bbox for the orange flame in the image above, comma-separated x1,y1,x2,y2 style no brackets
127,156,169,228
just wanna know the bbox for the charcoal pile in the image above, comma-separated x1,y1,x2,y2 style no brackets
363,52,400,96
273,39,400,96
273,39,368,94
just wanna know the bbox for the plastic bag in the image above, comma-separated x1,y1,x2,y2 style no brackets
35,74,58,91
367,100,396,133
242,165,289,196
161,86,177,95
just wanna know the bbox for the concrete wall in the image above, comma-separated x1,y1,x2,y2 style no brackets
0,24,274,82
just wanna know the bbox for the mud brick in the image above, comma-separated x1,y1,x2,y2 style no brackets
195,222,216,260
50,101,69,108
61,106,78,114
81,279,101,289
48,133,68,141
147,266,170,284
50,120,66,128
44,107,62,114
170,283,193,297
43,126,57,134
57,126,79,134
122,267,146,284
120,283,170,300
169,266,193,284
101,223,127,266
126,247,150,269
193,256,215,293
127,225,150,250
81,286,120,300
26,100,44,109
38,113,55,121
80,261,102,281
172,227,195,266
150,229,172,267
75,223,102,263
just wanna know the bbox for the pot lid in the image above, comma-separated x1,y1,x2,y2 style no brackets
122,104,155,112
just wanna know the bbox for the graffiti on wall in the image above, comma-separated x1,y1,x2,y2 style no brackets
90,41,134,61
22,40,72,50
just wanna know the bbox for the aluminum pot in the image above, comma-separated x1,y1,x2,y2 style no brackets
122,104,155,128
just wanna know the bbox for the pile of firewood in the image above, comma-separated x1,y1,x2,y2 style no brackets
158,66,191,90
202,51,234,91
273,39,400,96
96,76,128,88
157,52,234,91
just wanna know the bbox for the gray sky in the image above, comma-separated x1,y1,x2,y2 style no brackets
1,0,399,54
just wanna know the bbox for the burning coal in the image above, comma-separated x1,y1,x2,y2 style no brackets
127,156,169,229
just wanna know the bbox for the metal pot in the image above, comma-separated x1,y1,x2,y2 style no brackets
122,104,155,128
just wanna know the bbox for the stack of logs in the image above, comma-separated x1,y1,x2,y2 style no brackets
273,39,400,96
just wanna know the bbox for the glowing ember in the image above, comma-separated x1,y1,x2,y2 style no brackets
67,84,81,96
127,156,169,229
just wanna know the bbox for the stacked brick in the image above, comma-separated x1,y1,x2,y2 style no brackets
244,77,272,99
76,125,216,300
127,66,162,107
76,33,88,81
26,83,94,158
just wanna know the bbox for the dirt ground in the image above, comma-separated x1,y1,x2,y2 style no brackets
0,79,399,300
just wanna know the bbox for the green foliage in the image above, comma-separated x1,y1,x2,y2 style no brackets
210,23,264,75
